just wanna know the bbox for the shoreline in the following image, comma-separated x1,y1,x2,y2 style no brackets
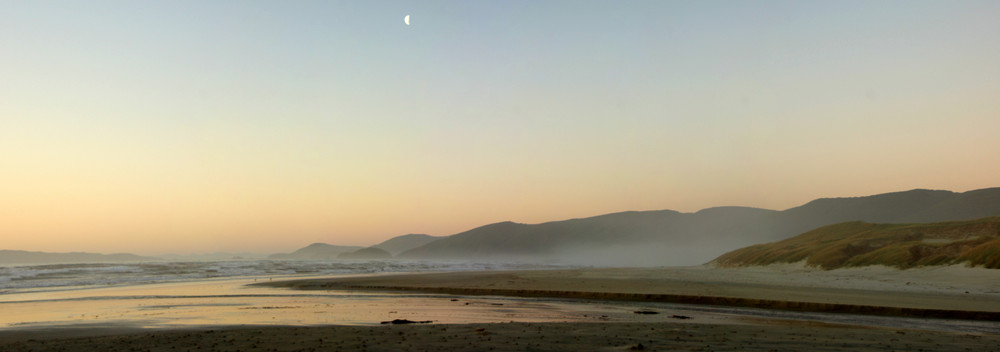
290,284,1000,321
257,266,1000,321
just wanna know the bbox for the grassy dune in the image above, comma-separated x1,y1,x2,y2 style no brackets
712,217,1000,269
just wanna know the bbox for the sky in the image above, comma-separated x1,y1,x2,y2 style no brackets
2,1,999,255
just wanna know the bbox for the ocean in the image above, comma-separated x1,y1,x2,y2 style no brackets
0,260,566,294
0,260,641,330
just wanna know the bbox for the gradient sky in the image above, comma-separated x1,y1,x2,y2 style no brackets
2,1,999,255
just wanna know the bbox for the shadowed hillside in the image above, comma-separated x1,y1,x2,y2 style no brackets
373,234,441,255
337,247,392,260
712,217,1000,269
397,188,1000,266
275,209,772,265
268,243,363,260
276,234,440,261
397,207,783,265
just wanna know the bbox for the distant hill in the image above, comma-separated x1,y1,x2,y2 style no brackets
268,243,364,260
0,250,156,264
767,188,1000,237
397,188,1000,266
711,217,1000,269
397,207,780,265
337,247,392,260
373,234,441,255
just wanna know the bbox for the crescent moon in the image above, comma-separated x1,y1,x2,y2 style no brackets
404,14,410,25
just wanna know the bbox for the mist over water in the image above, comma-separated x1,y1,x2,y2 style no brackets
546,243,741,267
0,260,571,293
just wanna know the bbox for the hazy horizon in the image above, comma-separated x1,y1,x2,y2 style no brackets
3,1,999,255
3,186,995,257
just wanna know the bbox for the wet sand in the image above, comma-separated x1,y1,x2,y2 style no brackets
0,277,672,329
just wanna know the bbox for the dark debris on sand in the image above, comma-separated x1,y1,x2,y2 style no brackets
380,319,433,325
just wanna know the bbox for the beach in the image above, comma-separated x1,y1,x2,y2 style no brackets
2,264,999,351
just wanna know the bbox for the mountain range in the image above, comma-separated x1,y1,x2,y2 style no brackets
394,187,1000,265
4,187,999,266
264,234,442,260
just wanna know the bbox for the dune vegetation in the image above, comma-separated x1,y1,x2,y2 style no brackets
712,217,1000,270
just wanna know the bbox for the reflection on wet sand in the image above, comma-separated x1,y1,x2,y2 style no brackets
0,277,737,330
